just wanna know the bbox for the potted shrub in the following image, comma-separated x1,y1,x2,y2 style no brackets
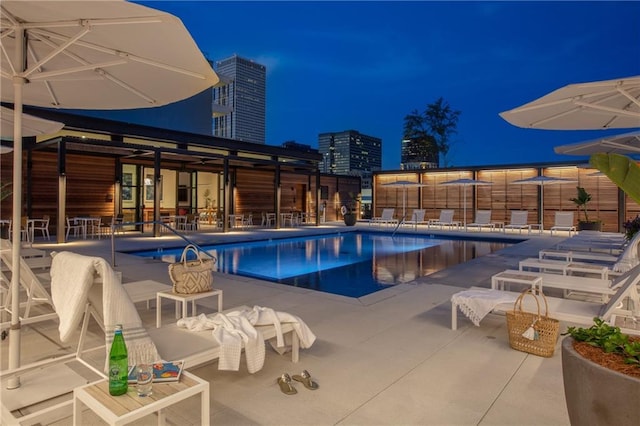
561,318,640,426
623,215,640,242
570,186,602,231
340,191,359,226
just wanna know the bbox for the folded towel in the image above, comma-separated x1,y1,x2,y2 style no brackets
451,289,519,326
50,251,160,371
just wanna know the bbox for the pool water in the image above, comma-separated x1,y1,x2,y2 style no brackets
131,232,513,298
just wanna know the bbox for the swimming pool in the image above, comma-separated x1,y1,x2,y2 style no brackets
130,232,516,298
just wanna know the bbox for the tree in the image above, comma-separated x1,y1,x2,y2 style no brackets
402,98,460,168
424,97,460,167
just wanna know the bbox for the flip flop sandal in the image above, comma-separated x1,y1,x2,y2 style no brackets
292,370,319,390
277,373,297,395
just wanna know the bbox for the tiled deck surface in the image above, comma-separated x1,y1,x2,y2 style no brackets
1,222,591,425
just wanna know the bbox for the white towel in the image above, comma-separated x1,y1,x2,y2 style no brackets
50,251,160,371
178,310,265,373
451,289,519,326
176,305,316,373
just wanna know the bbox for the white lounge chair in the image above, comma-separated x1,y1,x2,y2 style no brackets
1,251,314,425
451,264,640,333
504,211,531,234
491,266,631,302
467,210,494,231
540,231,640,273
403,209,426,228
0,246,56,330
370,208,398,227
550,212,576,236
428,209,460,230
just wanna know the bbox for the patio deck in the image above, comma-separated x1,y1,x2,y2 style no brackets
1,223,593,425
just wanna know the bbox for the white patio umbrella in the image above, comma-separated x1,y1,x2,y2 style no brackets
381,180,427,219
440,178,493,230
0,0,219,387
499,76,640,130
510,176,577,229
554,131,640,156
1,105,64,138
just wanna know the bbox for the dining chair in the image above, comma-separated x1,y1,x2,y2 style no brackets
65,217,82,240
31,215,50,241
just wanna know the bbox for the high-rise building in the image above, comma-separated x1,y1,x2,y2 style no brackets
212,55,266,144
318,130,382,178
400,136,439,169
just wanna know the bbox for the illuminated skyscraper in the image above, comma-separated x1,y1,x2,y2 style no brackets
212,55,266,144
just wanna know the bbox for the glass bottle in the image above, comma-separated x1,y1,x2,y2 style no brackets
108,324,128,396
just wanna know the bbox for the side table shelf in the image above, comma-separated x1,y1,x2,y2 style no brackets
73,371,209,426
156,289,223,328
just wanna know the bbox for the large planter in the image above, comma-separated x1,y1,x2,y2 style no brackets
343,213,357,226
577,221,602,231
562,337,640,426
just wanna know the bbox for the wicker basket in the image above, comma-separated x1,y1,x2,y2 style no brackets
505,289,560,357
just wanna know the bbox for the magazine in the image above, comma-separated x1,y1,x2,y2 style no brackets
128,360,185,383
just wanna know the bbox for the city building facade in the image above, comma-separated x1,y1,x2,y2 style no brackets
400,136,439,170
212,55,266,144
318,130,382,177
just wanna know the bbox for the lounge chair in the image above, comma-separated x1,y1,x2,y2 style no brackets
466,210,494,231
491,266,631,302
1,251,315,424
550,212,576,236
540,231,640,273
403,209,426,228
504,211,531,234
370,208,398,227
451,264,640,333
428,209,461,230
0,245,56,330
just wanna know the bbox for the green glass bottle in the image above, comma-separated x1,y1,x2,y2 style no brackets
108,324,128,396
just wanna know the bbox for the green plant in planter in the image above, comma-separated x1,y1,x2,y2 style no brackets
563,317,640,367
570,186,601,229
623,215,640,242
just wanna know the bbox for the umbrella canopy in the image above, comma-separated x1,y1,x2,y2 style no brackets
1,106,64,137
440,178,493,229
381,180,427,219
510,176,577,229
499,76,640,130
554,131,640,156
0,0,220,387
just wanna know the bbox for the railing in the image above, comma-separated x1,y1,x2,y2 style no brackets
109,220,215,266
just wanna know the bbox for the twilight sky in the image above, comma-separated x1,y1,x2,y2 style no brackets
138,1,640,170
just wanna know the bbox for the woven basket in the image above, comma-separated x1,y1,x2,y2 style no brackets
505,289,560,357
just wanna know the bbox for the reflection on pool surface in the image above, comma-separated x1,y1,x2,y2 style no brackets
131,232,514,298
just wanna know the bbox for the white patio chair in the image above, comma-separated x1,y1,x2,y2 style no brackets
404,209,426,228
65,216,82,239
504,211,530,234
467,210,494,231
370,208,398,227
428,209,460,229
550,211,577,236
30,215,50,241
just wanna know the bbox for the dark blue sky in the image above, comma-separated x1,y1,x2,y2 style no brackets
139,1,640,170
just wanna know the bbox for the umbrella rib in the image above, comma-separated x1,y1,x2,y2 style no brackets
19,16,165,30
27,60,128,80
617,86,640,109
21,26,91,79
27,30,157,104
573,100,640,119
33,27,212,80
26,41,60,107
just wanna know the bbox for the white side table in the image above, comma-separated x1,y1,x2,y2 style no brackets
156,289,223,328
73,371,209,426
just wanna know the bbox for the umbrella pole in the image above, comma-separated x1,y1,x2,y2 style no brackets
8,29,26,390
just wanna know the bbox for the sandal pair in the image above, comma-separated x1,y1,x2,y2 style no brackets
276,370,319,395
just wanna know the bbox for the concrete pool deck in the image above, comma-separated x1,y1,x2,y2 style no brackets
2,223,595,425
